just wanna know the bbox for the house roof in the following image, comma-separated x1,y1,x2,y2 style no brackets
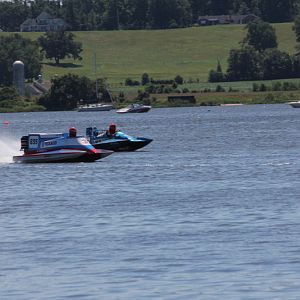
198,15,231,22
198,14,259,23
230,14,259,22
37,12,54,20
20,18,36,27
20,11,69,29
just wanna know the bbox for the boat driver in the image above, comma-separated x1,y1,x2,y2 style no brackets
69,127,77,138
107,123,117,138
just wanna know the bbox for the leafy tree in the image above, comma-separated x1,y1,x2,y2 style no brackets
148,0,173,29
91,0,106,30
252,82,259,91
174,75,184,84
0,1,28,32
293,14,300,43
171,0,192,28
39,74,94,111
0,87,19,102
95,77,113,102
2,0,300,32
1,0,300,32
61,0,81,30
259,0,292,23
262,49,293,79
215,84,225,92
0,34,42,86
208,70,226,82
29,0,61,19
216,60,222,72
243,21,277,52
293,13,300,61
102,0,120,30
208,0,231,15
129,0,149,29
125,78,140,86
189,0,209,22
141,73,150,85
38,31,82,65
208,60,226,82
259,83,267,91
226,46,262,81
148,0,191,29
292,55,300,77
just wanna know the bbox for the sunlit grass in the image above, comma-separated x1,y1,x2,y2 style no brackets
1,23,297,86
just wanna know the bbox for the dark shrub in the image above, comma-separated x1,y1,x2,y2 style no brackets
259,83,267,91
252,83,259,92
174,75,184,84
141,73,150,85
125,78,140,86
215,85,225,92
208,70,226,82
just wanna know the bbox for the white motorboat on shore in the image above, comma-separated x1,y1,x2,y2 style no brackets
287,100,300,108
116,103,151,114
77,103,114,112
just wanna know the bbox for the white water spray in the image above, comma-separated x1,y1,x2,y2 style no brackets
0,137,20,163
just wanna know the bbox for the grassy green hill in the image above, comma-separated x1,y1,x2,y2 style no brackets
0,23,297,86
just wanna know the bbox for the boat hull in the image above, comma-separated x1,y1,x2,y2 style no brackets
116,104,151,114
78,105,113,112
13,149,112,163
116,108,151,114
92,138,152,152
288,101,300,108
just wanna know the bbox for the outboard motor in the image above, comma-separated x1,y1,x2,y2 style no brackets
20,136,29,151
86,127,93,138
86,127,93,143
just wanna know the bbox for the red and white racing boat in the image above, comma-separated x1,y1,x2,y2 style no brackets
13,128,113,163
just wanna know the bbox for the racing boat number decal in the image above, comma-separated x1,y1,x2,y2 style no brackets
29,136,39,149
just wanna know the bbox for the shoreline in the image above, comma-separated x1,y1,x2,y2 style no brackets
1,90,300,113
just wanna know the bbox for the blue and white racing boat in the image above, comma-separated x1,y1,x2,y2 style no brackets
86,124,152,152
13,127,113,163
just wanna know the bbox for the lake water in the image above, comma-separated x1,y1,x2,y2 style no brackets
1,105,300,299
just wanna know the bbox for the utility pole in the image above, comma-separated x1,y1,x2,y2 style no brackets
94,53,99,101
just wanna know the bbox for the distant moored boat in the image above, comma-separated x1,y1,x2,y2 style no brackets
77,103,114,112
288,100,300,108
116,103,151,114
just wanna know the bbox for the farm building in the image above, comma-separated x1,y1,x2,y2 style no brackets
20,12,69,32
198,14,259,26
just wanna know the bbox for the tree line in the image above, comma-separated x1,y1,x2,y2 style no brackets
1,0,300,32
209,19,300,82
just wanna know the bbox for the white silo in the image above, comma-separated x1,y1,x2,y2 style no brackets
13,60,25,96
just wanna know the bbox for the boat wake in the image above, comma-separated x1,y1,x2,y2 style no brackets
0,137,20,163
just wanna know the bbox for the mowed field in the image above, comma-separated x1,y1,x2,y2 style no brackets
0,23,297,85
